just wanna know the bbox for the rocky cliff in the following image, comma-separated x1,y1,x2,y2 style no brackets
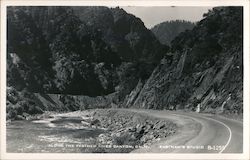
7,6,243,120
125,7,243,114
7,6,166,119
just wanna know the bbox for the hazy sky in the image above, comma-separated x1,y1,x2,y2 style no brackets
121,6,214,29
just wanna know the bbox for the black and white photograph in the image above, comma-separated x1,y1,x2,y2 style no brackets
0,1,249,159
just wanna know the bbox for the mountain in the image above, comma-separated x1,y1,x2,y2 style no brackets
124,7,243,114
6,6,168,119
73,7,168,62
151,20,195,45
6,6,243,120
7,6,166,96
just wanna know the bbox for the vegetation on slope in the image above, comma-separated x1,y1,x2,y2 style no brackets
6,7,243,120
125,7,243,115
151,20,195,45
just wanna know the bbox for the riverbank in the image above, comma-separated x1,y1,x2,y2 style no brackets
91,109,178,152
7,109,178,153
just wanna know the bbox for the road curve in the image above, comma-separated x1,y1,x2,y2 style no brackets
126,109,243,153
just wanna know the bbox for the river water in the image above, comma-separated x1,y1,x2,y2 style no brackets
7,116,104,153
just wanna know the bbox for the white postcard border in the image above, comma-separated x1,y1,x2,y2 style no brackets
1,0,249,159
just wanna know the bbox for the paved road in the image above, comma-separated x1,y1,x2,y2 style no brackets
128,109,243,153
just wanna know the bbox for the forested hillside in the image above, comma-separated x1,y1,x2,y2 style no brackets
125,7,243,114
7,7,243,120
151,20,195,45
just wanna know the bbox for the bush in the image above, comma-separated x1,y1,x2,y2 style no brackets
14,103,24,115
7,108,17,120
28,105,43,115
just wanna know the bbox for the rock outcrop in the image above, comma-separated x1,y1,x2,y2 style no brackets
6,6,243,120
125,7,243,114
93,109,177,153
6,87,117,120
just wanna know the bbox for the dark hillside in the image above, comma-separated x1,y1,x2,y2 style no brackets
7,6,166,96
124,7,243,115
151,20,195,45
6,6,167,119
6,6,243,120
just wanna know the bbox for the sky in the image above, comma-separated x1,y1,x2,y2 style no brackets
121,6,214,29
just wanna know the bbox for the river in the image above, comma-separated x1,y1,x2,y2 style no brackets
7,116,105,153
